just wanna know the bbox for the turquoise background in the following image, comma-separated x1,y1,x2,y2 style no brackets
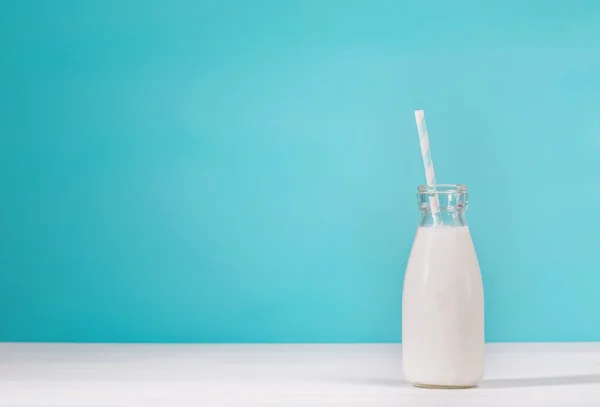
1,0,600,342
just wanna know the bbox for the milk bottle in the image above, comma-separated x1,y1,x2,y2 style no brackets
402,184,484,388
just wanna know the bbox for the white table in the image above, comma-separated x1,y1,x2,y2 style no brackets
1,343,599,406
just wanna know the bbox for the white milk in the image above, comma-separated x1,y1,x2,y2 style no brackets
402,226,484,388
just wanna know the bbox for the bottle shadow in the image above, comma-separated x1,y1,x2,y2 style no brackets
481,374,600,389
341,374,600,389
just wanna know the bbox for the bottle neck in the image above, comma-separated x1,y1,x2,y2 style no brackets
417,185,469,227
419,210,468,227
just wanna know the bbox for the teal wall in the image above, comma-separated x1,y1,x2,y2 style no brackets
1,0,600,342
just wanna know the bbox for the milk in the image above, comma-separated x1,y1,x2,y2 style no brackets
402,226,484,388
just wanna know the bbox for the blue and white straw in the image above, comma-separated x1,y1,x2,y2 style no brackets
414,110,441,216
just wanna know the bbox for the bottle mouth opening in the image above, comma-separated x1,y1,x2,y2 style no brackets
417,184,467,194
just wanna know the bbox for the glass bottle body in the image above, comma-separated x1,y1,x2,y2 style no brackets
402,185,484,389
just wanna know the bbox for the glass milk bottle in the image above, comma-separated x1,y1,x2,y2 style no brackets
402,184,484,389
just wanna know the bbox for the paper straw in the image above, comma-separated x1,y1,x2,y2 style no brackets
414,110,441,217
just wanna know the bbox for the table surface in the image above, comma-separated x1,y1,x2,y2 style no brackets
2,343,600,407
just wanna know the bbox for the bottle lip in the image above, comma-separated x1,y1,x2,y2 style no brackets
417,184,467,194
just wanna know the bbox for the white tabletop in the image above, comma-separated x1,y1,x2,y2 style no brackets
1,343,600,406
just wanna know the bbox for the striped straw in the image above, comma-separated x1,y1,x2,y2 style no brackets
414,110,441,217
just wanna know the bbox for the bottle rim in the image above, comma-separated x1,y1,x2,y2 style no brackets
417,184,467,194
